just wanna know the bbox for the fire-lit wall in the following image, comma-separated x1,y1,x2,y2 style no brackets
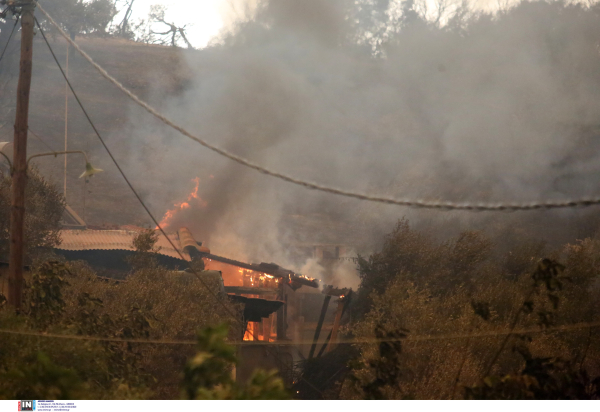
203,259,244,286
203,258,280,288
243,312,278,342
203,258,281,342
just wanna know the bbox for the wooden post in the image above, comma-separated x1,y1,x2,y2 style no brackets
325,299,345,353
276,282,286,340
63,43,68,198
283,292,288,337
262,315,271,342
317,329,333,358
8,1,35,310
318,291,352,357
308,295,331,359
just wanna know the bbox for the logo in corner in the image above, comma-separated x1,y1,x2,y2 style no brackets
18,401,36,411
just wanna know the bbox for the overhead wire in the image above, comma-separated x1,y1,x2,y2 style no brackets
0,319,598,346
33,15,324,396
28,127,57,153
34,15,227,317
35,1,600,212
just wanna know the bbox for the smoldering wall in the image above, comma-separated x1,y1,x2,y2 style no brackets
111,0,600,278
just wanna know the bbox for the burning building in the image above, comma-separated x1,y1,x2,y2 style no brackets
55,220,344,384
177,226,320,342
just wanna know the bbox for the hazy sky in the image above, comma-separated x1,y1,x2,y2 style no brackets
115,0,240,48
116,0,509,49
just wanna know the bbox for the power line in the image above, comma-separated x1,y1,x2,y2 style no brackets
0,319,598,346
35,1,600,212
0,16,18,65
34,16,324,396
34,15,234,329
28,127,57,153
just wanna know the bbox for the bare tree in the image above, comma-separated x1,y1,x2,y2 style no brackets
148,5,194,48
117,0,136,38
445,0,473,33
433,0,449,26
417,0,470,28
496,0,512,14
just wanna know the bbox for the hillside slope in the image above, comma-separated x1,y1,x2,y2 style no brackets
2,36,194,226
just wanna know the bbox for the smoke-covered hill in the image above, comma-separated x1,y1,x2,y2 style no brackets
2,0,600,270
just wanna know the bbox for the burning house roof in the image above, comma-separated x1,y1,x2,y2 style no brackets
57,227,319,289
200,253,319,289
57,229,190,260
177,227,319,289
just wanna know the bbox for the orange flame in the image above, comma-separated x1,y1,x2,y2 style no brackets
157,177,207,229
202,259,280,342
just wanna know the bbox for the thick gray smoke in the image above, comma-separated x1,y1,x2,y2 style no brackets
112,0,600,278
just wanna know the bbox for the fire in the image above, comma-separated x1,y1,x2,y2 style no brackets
244,314,277,342
205,260,281,287
201,259,281,342
157,177,207,229
244,271,278,288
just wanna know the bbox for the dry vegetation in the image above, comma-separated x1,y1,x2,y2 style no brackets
62,261,241,398
0,254,242,399
0,167,64,261
331,219,600,399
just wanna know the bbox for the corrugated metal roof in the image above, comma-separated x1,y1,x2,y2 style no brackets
57,230,190,261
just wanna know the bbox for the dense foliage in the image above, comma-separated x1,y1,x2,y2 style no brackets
0,168,64,262
334,220,600,399
0,230,287,399
38,0,117,40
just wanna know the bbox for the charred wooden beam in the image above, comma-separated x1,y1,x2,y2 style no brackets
322,285,350,297
227,295,284,323
224,286,279,296
199,252,319,289
326,299,345,354
308,295,332,359
318,291,353,357
276,282,287,340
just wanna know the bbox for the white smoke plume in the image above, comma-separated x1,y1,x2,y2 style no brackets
110,0,600,278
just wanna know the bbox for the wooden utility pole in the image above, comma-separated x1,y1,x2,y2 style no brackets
8,1,35,310
64,44,68,198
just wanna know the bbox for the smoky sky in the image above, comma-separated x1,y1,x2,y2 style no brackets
111,0,600,269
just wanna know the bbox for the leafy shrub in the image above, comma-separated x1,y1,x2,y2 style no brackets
343,219,600,399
